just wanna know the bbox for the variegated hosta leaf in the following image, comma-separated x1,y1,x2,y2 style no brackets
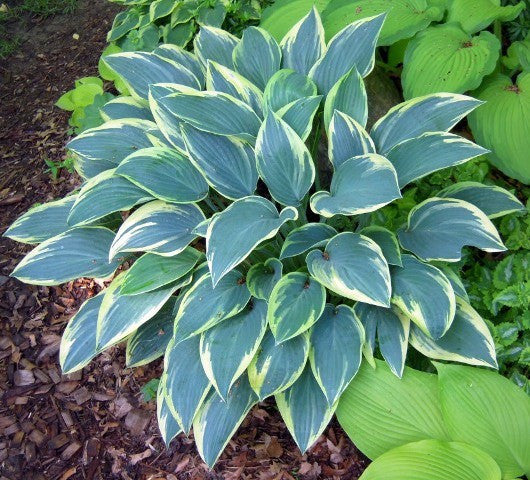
310,304,364,405
276,95,323,141
328,111,375,169
353,303,410,378
67,119,157,179
68,170,153,226
173,270,251,344
306,232,391,307
206,197,297,286
280,6,326,76
194,26,239,69
115,146,209,204
181,124,258,200
153,44,205,86
310,154,401,218
200,299,268,399
60,294,104,374
256,112,315,207
105,51,200,100
324,67,367,129
390,254,455,340
398,198,506,262
156,375,182,447
246,258,283,300
120,248,202,295
126,297,177,367
96,273,178,351
232,26,281,90
5,196,77,244
263,69,318,112
109,200,205,260
12,227,120,286
410,297,497,368
309,14,386,93
268,272,326,343
275,365,337,453
370,93,483,154
437,181,525,220
101,96,154,122
194,374,258,467
164,335,211,433
360,226,402,267
385,132,488,189
248,330,310,399
439,266,469,302
280,223,337,259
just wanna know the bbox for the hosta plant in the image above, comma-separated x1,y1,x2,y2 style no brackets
6,8,525,467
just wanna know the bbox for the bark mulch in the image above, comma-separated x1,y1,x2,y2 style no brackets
0,2,368,478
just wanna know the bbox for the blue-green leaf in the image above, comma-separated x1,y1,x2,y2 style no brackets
101,96,154,122
154,44,205,86
360,226,402,267
280,223,337,259
194,26,239,69
276,95,323,141
263,69,318,112
246,258,283,300
156,375,182,447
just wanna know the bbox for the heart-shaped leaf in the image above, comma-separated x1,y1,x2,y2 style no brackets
360,226,402,267
246,258,283,300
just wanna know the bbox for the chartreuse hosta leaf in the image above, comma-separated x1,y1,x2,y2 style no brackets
200,300,268,399
306,232,391,307
386,132,488,189
120,248,202,296
390,255,455,340
280,7,325,76
276,365,337,453
310,154,401,218
109,200,205,260
410,297,497,368
263,69,317,112
248,330,310,399
437,363,530,478
437,182,525,219
153,44,205,87
310,304,364,405
359,440,502,480
115,146,209,204
256,112,315,207
322,0,444,46
194,374,258,467
173,270,251,344
280,223,337,259
354,303,410,378
246,259,283,300
60,294,104,374
101,96,154,122
276,96,323,141
336,360,450,460
181,124,258,200
156,375,181,447
206,197,297,286
194,26,239,70
5,195,77,244
402,24,500,99
12,227,120,285
268,272,326,343
398,198,506,262
370,93,482,154
310,14,385,92
360,226,402,267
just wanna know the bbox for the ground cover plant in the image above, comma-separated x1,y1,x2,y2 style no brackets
6,8,527,467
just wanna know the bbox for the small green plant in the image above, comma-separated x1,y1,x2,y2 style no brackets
44,155,76,179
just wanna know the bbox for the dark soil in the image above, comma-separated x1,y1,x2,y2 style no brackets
0,2,368,479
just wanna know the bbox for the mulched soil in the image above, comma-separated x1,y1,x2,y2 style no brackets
0,2,369,478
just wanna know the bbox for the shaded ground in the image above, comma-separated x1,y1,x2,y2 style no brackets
0,2,368,478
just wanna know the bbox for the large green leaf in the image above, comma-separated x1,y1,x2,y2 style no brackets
268,272,326,343
306,232,391,307
115,146,209,204
5,196,77,244
402,24,500,99
194,26,239,70
150,0,176,22
276,95,322,141
280,223,337,259
101,96,154,122
398,198,506,262
437,363,530,478
390,254,456,339
12,227,120,286
206,197,297,286
153,44,205,86
336,360,450,460
248,329,309,399
310,304,364,405
246,258,283,300
263,69,318,112
311,153,400,218
360,226,402,267
256,112,315,207
359,440,502,480
156,375,181,447
109,200,205,260
410,297,497,368
200,300,268,399
468,72,530,184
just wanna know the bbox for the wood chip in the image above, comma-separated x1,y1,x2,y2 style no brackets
61,441,81,460
13,369,35,386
